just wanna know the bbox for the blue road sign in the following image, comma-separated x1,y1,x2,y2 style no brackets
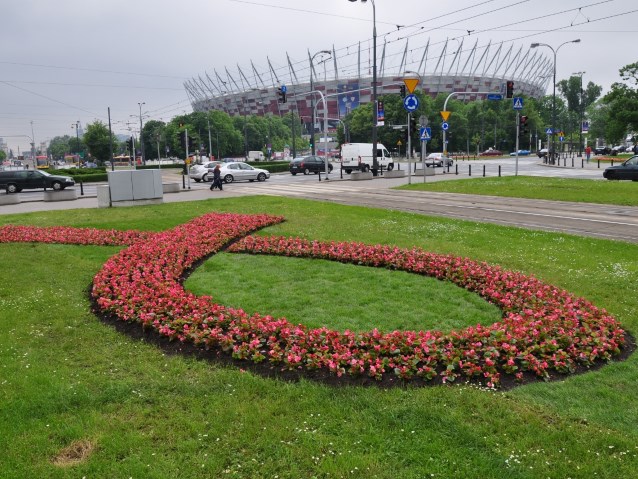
487,93,503,100
513,97,524,110
441,122,449,131
420,127,431,140
545,128,553,135
281,85,287,93
403,94,419,112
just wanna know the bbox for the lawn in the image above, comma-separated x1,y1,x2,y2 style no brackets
398,175,638,206
1,196,637,478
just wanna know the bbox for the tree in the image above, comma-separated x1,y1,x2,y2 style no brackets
0,150,6,162
601,61,638,140
48,135,73,160
83,121,113,164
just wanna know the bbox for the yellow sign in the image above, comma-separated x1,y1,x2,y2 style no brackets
397,140,402,145
185,158,191,165
440,111,451,121
403,78,419,94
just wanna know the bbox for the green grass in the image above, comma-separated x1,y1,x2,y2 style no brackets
398,175,638,206
1,196,638,478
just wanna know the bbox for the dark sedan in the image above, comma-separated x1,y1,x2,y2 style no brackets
603,155,638,180
479,149,503,157
289,156,333,175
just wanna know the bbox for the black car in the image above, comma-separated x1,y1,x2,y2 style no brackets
594,146,611,155
0,169,75,193
603,155,638,180
289,156,333,175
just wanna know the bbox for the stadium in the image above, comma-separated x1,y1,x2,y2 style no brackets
185,35,550,134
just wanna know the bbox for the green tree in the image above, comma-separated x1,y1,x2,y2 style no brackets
0,150,6,162
83,121,113,164
48,135,73,160
601,61,638,142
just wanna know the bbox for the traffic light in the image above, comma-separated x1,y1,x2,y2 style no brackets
128,137,134,154
187,135,195,150
400,84,406,98
519,115,529,135
506,80,514,99
277,86,287,104
409,116,417,136
177,131,186,149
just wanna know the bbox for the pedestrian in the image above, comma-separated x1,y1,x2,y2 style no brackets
585,145,591,163
210,164,223,191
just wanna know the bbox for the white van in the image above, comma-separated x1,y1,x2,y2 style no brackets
247,151,265,161
340,143,394,173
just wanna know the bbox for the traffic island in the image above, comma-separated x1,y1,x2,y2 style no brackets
43,189,78,202
350,171,374,181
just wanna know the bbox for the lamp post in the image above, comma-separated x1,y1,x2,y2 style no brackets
309,50,331,156
71,121,80,167
138,102,145,164
348,0,377,173
573,71,585,156
530,39,580,163
30,120,36,168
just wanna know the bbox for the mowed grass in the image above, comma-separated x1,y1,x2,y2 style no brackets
398,175,638,206
1,196,638,478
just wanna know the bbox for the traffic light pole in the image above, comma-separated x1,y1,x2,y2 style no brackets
515,112,520,177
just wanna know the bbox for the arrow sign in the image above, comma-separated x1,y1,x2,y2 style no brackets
403,78,419,94
440,111,451,121
441,122,449,131
403,94,419,112
513,97,523,110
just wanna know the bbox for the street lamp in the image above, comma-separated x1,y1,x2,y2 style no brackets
348,0,377,173
572,71,586,156
71,121,80,167
530,39,580,163
309,50,331,156
138,102,146,164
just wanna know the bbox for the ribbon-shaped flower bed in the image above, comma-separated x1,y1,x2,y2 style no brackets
1,212,628,388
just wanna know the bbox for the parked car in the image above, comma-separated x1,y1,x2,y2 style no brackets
509,149,531,156
219,162,269,183
537,148,549,158
610,145,626,156
289,156,334,175
594,146,611,155
189,161,222,182
479,149,503,156
0,169,75,193
424,152,454,167
603,155,638,180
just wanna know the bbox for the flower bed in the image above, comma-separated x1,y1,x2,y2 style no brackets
1,213,628,388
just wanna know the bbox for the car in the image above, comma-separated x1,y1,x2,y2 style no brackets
81,161,98,168
219,162,270,183
0,169,75,193
509,149,531,156
189,161,222,182
289,155,334,175
479,149,503,156
603,155,638,180
537,148,549,158
610,145,626,156
424,152,454,167
594,146,611,155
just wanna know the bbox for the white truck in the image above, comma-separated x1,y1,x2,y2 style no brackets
247,150,265,162
340,143,394,173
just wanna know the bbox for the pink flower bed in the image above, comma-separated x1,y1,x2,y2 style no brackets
0,224,152,246
1,213,627,388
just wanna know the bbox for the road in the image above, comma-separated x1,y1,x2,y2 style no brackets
3,157,638,243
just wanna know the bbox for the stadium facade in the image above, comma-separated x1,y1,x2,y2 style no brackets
185,36,551,133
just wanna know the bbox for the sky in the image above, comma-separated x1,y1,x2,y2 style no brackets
1,0,637,154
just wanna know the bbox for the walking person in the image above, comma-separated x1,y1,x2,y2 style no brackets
210,164,223,191
585,145,592,163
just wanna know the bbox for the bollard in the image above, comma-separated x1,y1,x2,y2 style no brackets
469,164,472,177
483,165,486,177
318,169,322,182
582,159,584,168
455,164,458,175
498,165,501,177
340,164,343,179
182,172,186,189
597,159,600,169
80,180,84,196
611,159,614,167
571,158,574,167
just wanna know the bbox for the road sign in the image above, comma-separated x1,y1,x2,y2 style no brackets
545,128,553,135
403,94,419,112
440,111,451,121
487,93,503,100
582,121,590,133
419,115,429,127
420,127,431,140
441,122,449,131
281,85,287,93
513,97,523,110
403,78,419,94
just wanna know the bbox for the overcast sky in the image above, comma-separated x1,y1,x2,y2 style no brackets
2,0,636,153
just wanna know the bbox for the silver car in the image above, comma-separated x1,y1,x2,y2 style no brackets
189,161,222,182
220,162,270,183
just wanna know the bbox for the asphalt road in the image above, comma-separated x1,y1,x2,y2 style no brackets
3,157,638,243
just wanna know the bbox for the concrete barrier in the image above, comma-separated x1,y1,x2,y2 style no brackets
413,168,435,177
43,189,77,202
351,171,374,181
97,185,111,208
0,194,20,205
383,170,405,178
162,182,180,193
